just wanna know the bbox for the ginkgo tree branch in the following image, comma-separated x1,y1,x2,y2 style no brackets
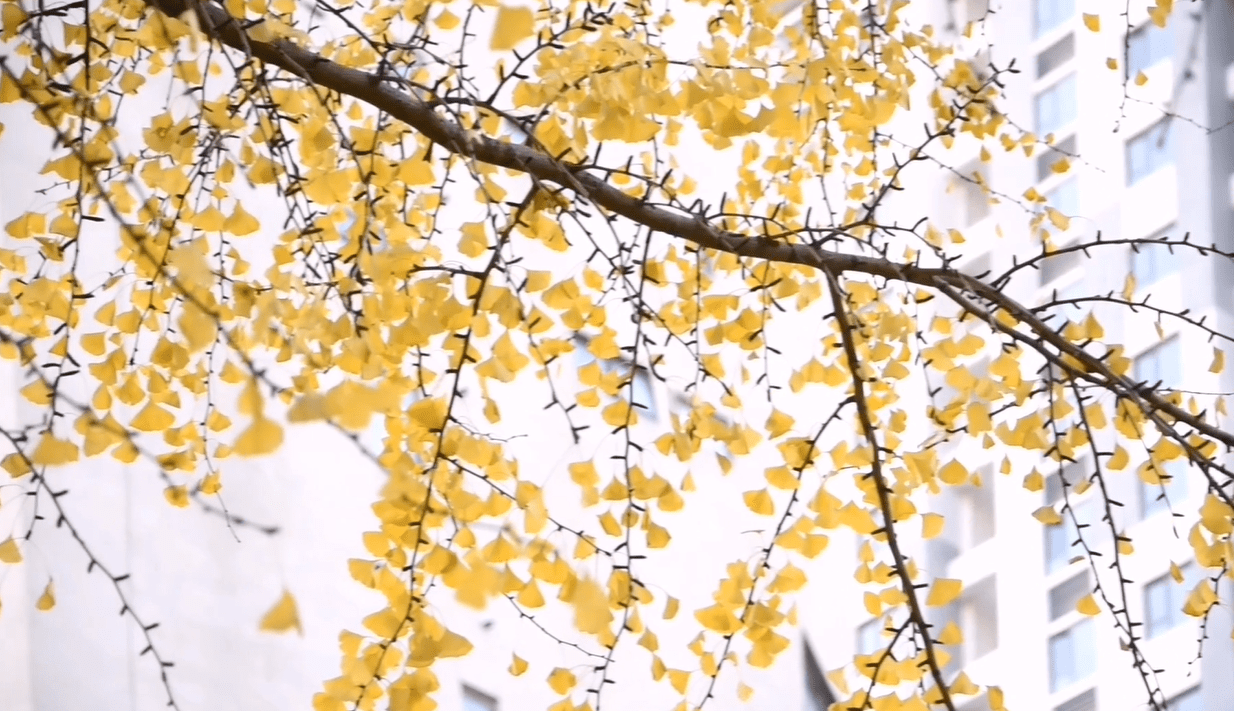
143,0,1234,470
825,269,957,711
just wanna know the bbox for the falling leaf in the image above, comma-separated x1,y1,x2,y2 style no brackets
490,5,534,51
259,590,302,635
1082,14,1100,31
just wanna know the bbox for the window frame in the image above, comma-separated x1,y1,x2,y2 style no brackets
1048,618,1096,692
462,685,499,711
1139,458,1188,520
1126,119,1174,186
1035,0,1076,38
1035,73,1078,136
1133,336,1182,391
1127,21,1174,77
1037,33,1076,78
1143,562,1198,639
1130,225,1179,287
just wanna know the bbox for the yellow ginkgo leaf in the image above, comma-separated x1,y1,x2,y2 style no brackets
258,589,302,635
223,203,260,236
1199,493,1233,535
922,513,945,539
1033,506,1063,525
765,409,794,438
668,668,690,694
572,577,613,634
200,472,222,495
1082,13,1100,31
509,653,528,676
31,432,79,466
1210,348,1225,374
36,580,55,611
926,578,963,607
694,604,742,634
663,596,679,620
490,5,534,51
938,621,963,645
131,402,175,432
2,453,32,478
0,537,22,564
1135,71,1149,86
163,485,190,508
737,682,754,701
547,667,575,695
234,418,284,457
1076,594,1101,616
1045,207,1070,231
742,488,775,516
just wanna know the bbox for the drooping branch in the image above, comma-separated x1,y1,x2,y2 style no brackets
139,0,1234,473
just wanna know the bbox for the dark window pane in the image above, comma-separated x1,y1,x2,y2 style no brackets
1167,686,1201,711
1040,245,1084,285
1050,572,1091,620
1036,74,1078,135
1134,337,1181,389
1037,134,1077,181
1130,226,1179,286
1127,121,1173,185
1054,688,1096,711
1036,0,1075,36
1038,34,1076,77
1128,22,1174,76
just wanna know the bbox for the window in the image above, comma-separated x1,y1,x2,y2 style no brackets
574,337,657,421
957,168,990,226
1037,34,1076,78
857,617,884,656
1144,563,1198,638
855,614,911,658
1044,462,1108,574
1140,459,1188,519
964,0,989,25
1049,571,1091,620
1037,135,1077,181
1045,177,1080,217
1049,619,1096,692
1130,226,1180,286
1036,74,1078,135
1040,246,1084,285
1134,337,1181,390
1128,22,1174,76
960,480,996,547
1035,0,1075,37
803,638,837,711
1127,120,1173,185
1054,688,1096,711
463,685,498,711
961,575,999,660
1166,686,1202,711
